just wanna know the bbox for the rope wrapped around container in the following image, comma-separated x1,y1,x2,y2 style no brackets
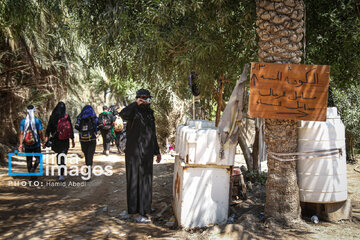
268,148,342,162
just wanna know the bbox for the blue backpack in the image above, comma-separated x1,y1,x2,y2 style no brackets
76,106,97,141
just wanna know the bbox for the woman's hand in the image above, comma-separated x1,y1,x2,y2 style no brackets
136,98,147,105
156,154,161,163
42,136,48,149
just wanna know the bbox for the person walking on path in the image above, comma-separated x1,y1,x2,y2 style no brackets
44,102,75,181
109,105,117,146
75,105,98,180
113,107,125,154
120,89,161,223
98,106,115,156
18,105,45,175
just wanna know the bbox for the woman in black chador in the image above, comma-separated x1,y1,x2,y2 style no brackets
120,89,161,223
44,102,75,181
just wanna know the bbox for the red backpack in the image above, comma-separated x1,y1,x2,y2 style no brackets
23,129,36,146
57,114,72,140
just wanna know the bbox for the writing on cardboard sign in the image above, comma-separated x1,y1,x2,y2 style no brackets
249,62,330,121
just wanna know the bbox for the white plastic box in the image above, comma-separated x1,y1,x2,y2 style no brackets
172,156,230,228
175,120,236,166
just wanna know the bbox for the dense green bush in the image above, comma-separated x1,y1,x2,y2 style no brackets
332,85,360,162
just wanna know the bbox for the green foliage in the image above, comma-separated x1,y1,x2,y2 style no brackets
0,0,37,33
65,0,258,119
305,0,360,89
2,0,360,152
248,170,267,185
0,0,97,151
0,0,88,92
332,86,360,138
332,85,360,161
305,0,360,154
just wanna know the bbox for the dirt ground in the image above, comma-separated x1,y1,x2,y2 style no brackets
0,141,359,240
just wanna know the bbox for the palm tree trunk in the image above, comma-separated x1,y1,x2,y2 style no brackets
255,0,305,224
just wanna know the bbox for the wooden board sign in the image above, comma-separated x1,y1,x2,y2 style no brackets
249,62,330,121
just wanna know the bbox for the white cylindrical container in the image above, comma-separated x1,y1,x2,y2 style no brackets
297,107,347,203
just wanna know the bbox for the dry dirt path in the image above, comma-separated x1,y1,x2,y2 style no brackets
0,142,179,239
0,141,359,240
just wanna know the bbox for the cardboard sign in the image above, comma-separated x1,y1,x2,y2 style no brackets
249,62,330,121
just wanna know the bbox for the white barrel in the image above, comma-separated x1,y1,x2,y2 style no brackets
297,107,347,203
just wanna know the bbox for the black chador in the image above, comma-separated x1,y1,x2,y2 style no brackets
120,102,160,216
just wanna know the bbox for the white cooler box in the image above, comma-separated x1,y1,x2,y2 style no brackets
175,120,236,166
173,156,230,228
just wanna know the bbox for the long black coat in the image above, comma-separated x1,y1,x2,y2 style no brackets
45,114,74,154
120,102,160,215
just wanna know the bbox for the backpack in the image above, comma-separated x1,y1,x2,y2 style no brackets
23,129,36,146
119,131,126,152
57,114,72,140
99,113,113,130
79,117,95,141
113,115,124,132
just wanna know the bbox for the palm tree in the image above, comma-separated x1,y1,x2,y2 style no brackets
0,0,86,155
255,0,304,224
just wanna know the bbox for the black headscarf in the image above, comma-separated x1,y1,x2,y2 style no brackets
46,102,66,137
136,89,152,98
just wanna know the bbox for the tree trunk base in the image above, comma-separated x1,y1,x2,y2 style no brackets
264,119,301,224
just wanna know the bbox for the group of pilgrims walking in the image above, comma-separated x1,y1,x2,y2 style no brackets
18,89,162,223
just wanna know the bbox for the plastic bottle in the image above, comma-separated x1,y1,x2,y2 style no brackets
311,215,319,224
226,214,236,224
